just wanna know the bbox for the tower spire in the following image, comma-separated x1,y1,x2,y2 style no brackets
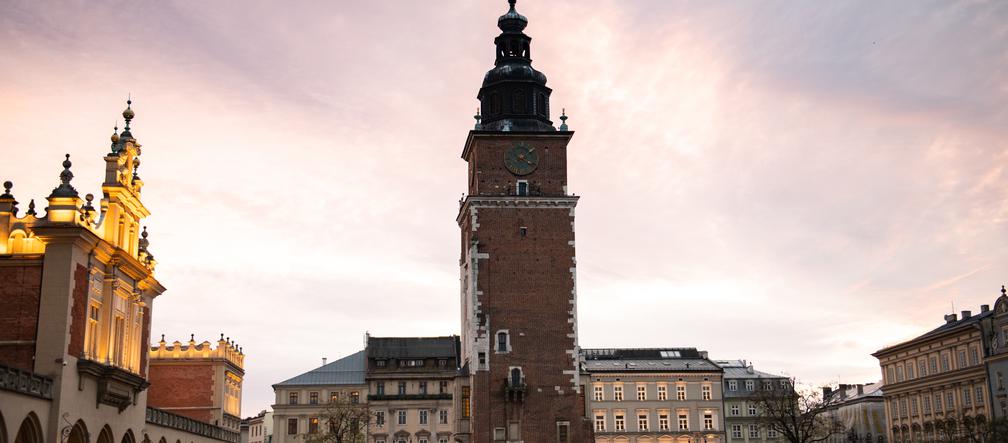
477,0,554,132
49,154,78,198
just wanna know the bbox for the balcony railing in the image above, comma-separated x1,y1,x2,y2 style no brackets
0,363,53,400
146,408,240,443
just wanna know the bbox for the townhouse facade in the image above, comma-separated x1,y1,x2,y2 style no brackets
271,351,368,443
822,383,886,443
584,348,726,443
714,360,788,443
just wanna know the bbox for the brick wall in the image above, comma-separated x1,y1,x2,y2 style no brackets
0,263,43,371
67,264,88,357
148,362,216,423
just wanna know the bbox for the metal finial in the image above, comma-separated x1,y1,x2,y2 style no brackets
61,154,73,185
1003,285,1006,297
122,96,135,129
220,333,225,341
26,199,36,216
2,181,11,197
559,108,569,131
474,108,483,130
190,333,195,341
161,334,165,342
132,161,140,181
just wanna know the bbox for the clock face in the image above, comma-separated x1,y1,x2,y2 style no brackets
504,143,539,176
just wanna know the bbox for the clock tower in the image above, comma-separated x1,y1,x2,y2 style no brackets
458,1,590,442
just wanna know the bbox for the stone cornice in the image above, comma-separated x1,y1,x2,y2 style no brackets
880,367,987,395
456,195,579,225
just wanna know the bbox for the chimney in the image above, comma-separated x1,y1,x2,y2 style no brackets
322,357,328,366
982,304,991,313
823,387,833,400
945,314,958,324
962,310,972,319
699,351,708,359
857,385,864,396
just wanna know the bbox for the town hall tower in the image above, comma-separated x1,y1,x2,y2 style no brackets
458,1,590,442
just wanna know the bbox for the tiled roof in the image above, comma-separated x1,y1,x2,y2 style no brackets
713,359,787,379
874,309,993,355
582,348,720,372
273,350,366,387
367,336,459,359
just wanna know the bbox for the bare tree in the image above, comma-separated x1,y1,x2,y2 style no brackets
933,414,1008,443
303,398,374,443
751,380,841,443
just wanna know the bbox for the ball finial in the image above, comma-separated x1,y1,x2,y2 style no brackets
2,181,11,193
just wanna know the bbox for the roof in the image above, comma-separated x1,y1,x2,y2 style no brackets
874,309,993,356
830,382,884,405
713,359,787,379
366,336,459,359
582,348,720,373
273,350,365,387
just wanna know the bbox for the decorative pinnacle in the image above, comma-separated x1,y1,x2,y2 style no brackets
139,226,150,251
1,181,12,198
26,199,36,216
132,160,141,181
474,108,483,129
160,334,165,342
190,333,195,342
559,108,569,131
50,154,79,198
1003,285,1006,297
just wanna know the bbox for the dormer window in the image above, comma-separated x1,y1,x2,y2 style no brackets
376,359,387,368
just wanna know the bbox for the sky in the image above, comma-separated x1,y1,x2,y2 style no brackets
1,0,1007,416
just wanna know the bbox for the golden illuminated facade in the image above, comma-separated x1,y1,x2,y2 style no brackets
0,100,239,443
149,335,247,430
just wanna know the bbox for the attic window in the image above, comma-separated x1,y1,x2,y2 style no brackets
660,350,681,358
376,359,387,368
438,359,448,367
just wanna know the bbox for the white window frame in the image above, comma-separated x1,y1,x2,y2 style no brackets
676,384,686,400
495,330,510,353
637,384,647,401
594,384,604,401
594,413,606,431
637,413,649,431
728,380,738,391
614,413,625,431
657,384,668,400
702,384,712,400
516,180,529,196
614,385,624,401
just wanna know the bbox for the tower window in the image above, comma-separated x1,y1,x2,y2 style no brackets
537,93,546,116
513,91,526,113
519,226,527,237
517,180,529,196
510,367,524,387
497,330,510,353
490,93,501,115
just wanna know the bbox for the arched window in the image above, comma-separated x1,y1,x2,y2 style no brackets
68,420,89,443
14,413,42,443
510,367,523,386
0,411,8,443
97,426,114,443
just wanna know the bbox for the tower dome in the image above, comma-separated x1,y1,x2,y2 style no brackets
478,0,554,132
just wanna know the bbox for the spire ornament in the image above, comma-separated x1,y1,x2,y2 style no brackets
26,199,36,216
474,108,483,130
139,226,150,252
49,154,79,198
119,98,135,142
1,181,18,216
559,109,569,131
1,181,12,199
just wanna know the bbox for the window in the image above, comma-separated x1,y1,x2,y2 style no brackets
516,180,529,196
703,413,713,430
614,414,625,431
638,414,649,431
398,382,407,395
557,422,570,443
614,385,624,401
497,331,509,352
731,425,742,438
376,382,385,396
418,439,428,443
519,227,527,237
350,391,359,404
376,411,385,426
748,403,757,416
462,387,471,417
923,396,931,414
768,428,779,438
678,413,688,430
907,363,915,379
934,393,943,412
309,392,319,405
728,380,737,391
930,356,938,374
438,359,448,367
946,391,954,409
746,380,754,391
594,385,604,401
287,419,297,435
398,410,407,425
977,386,985,404
637,384,647,401
941,354,950,372
330,391,339,402
919,359,927,377
911,397,918,414
419,381,428,395
702,385,712,400
420,410,429,425
111,315,125,366
677,385,686,400
970,348,980,366
659,413,669,430
376,359,387,368
749,424,760,438
958,350,967,369
440,409,449,424
657,385,668,400
763,381,772,390
289,392,299,405
440,380,448,394
780,379,789,390
439,439,448,443
963,387,972,406
308,417,319,434
493,428,506,441
896,366,904,382
730,405,739,416
595,414,605,431
85,304,100,358
478,352,486,366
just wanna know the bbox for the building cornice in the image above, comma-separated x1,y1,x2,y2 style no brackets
460,130,574,160
456,196,579,225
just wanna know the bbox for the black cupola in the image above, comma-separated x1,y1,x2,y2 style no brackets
478,0,555,132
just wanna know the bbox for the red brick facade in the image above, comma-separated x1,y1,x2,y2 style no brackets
147,363,216,423
0,263,43,371
67,264,88,357
460,132,591,442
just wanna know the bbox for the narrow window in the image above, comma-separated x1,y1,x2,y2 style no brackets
289,392,299,404
309,392,318,404
350,391,359,404
497,331,509,352
637,384,647,401
659,413,669,430
439,409,449,424
376,382,385,396
287,418,298,435
308,418,319,434
678,413,688,430
676,384,686,400
595,413,605,431
637,414,648,431
556,421,570,443
614,414,625,431
614,385,624,401
397,410,407,425
462,387,471,417
510,367,523,386
594,385,604,401
398,382,407,395
439,380,448,394
519,226,527,237
376,411,385,426
419,381,428,394
702,384,712,400
419,410,429,425
704,413,713,430
517,180,529,196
